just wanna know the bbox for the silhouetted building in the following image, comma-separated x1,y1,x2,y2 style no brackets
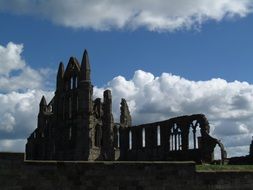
26,50,116,161
26,50,226,163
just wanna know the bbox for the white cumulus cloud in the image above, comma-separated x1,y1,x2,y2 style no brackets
0,42,25,75
0,42,52,92
0,90,53,135
94,70,253,157
0,0,252,31
0,42,54,152
0,113,15,132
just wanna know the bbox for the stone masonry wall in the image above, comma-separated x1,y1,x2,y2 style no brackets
0,153,253,190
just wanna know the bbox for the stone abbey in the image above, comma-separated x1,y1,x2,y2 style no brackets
26,50,227,163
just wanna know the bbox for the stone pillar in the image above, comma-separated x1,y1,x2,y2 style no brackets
101,90,115,160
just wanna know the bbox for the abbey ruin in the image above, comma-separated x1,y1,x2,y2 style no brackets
26,50,227,163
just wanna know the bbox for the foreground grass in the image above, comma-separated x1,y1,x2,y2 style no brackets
196,164,253,171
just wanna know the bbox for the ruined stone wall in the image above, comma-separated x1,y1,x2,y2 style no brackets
119,114,225,163
0,153,253,190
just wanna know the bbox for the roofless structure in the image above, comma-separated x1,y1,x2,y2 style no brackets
26,50,226,163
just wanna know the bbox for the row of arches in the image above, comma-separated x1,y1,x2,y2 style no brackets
126,122,202,151
61,121,203,152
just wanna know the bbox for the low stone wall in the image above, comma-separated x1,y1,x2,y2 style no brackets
197,171,253,190
0,152,24,161
0,153,253,190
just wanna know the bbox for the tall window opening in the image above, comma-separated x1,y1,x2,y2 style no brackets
157,125,161,146
142,128,145,147
196,123,201,149
129,130,132,150
170,127,174,151
190,120,201,149
214,144,222,161
189,123,194,149
117,128,120,148
173,124,177,151
177,128,181,150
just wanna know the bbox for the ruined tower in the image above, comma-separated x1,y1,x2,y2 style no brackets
26,50,118,161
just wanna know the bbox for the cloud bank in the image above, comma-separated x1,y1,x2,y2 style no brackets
0,42,53,152
94,70,253,157
0,0,253,31
0,42,51,92
0,42,253,157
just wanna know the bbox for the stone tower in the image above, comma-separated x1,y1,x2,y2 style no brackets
26,50,118,161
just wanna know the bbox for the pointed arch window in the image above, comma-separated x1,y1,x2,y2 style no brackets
190,120,201,149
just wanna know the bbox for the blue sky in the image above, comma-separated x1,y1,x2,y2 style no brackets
0,0,253,157
1,10,253,86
